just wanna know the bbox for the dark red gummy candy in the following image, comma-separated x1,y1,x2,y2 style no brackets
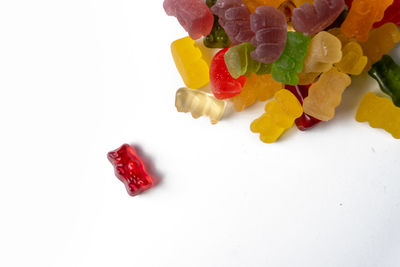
107,144,153,196
285,84,322,131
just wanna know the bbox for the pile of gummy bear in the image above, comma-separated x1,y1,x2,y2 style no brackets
164,0,400,143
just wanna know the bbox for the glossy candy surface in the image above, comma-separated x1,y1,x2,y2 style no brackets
164,0,214,40
250,89,303,143
285,84,322,130
210,48,247,99
335,41,367,75
303,68,351,121
341,0,394,42
204,0,232,48
231,74,282,111
302,31,342,73
107,144,153,196
356,92,400,138
250,6,287,64
373,0,400,28
175,87,227,124
171,37,210,89
292,0,345,35
369,55,400,107
361,23,400,70
271,32,311,85
211,0,254,45
224,43,272,78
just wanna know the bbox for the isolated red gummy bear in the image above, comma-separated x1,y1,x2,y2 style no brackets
285,84,322,131
107,144,153,196
210,48,246,100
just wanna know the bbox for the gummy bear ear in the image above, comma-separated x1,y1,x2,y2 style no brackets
107,151,119,162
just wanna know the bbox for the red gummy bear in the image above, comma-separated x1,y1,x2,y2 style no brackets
107,144,153,196
374,0,400,28
210,48,246,100
285,84,322,131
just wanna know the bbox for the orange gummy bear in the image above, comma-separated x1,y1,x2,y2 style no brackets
341,0,393,42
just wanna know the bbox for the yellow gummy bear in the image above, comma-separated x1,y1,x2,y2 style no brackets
361,23,400,71
242,0,285,13
303,68,351,121
250,89,303,143
302,31,342,73
171,37,210,89
341,0,394,42
297,72,320,85
230,74,282,112
175,88,226,124
356,92,400,139
335,41,368,75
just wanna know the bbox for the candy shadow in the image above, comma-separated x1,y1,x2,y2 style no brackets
131,144,163,189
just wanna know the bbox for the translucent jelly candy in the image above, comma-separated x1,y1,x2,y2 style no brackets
171,37,210,89
335,41,367,75
293,0,315,6
341,0,394,42
324,7,349,30
242,0,285,12
204,0,232,48
250,6,287,64
302,31,342,73
374,0,400,28
230,74,282,111
211,0,254,45
271,32,311,85
303,68,351,121
210,48,247,99
356,92,400,138
369,55,400,107
327,27,352,46
224,43,272,78
250,89,303,143
292,0,345,35
297,72,320,85
164,0,214,40
277,0,297,23
175,87,227,124
285,84,322,130
107,144,153,196
361,23,400,70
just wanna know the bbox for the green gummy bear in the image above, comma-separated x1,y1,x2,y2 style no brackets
271,32,311,86
204,0,231,48
369,55,400,107
224,42,272,78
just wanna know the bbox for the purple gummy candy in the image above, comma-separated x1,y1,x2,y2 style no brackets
211,0,254,45
250,6,287,64
292,0,345,35
164,0,214,40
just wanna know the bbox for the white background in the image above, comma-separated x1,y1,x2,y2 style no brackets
0,1,399,266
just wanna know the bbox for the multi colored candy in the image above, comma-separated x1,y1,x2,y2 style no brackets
369,55,400,107
210,48,247,99
356,92,400,139
303,68,351,121
107,144,153,196
251,89,303,143
292,0,345,35
175,87,227,124
285,84,322,130
164,0,214,40
171,37,210,89
250,6,287,63
164,0,400,143
211,0,254,45
341,0,393,42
